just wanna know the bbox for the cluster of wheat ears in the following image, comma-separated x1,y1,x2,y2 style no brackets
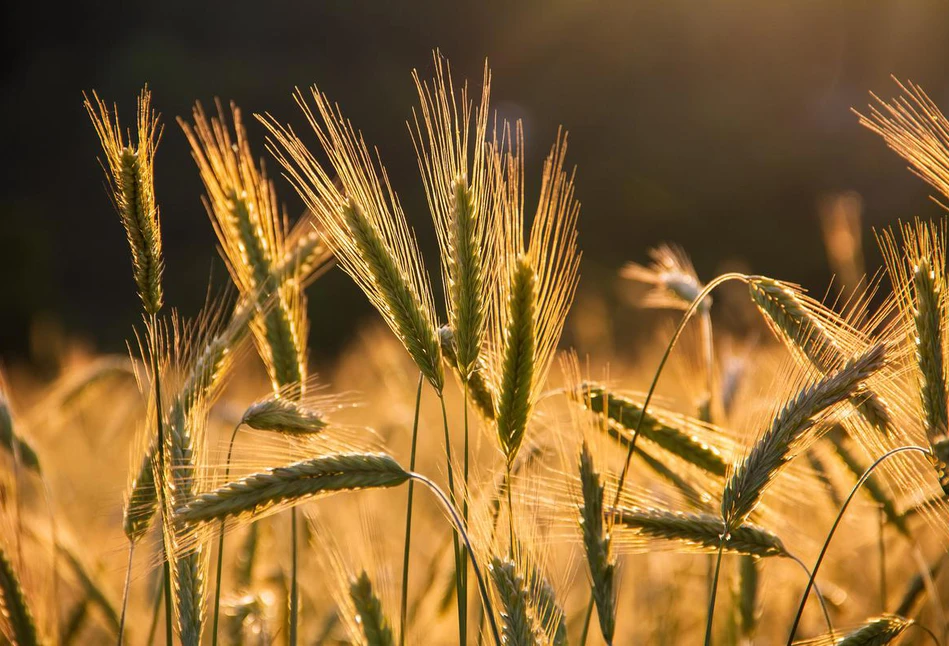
3,55,949,646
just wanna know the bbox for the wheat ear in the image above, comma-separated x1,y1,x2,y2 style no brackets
0,545,40,646
749,277,890,431
488,558,535,646
261,90,444,391
350,571,395,646
85,87,164,315
582,384,727,476
578,441,615,644
177,453,409,523
722,343,886,529
809,615,913,646
611,506,787,558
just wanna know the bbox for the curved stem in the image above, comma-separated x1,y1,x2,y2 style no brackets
409,473,502,646
211,422,243,646
116,542,135,646
911,622,943,646
787,554,833,635
611,273,747,512
439,394,465,645
578,595,595,646
704,539,726,646
785,445,932,645
290,506,298,646
399,373,424,646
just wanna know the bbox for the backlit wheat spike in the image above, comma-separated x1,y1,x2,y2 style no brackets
795,615,912,646
439,325,496,419
488,558,536,646
621,243,711,312
182,102,308,393
261,89,444,391
611,506,788,558
749,277,891,431
721,343,886,529
523,558,567,646
412,53,496,382
85,87,164,315
176,453,409,523
350,571,395,646
490,127,581,463
241,396,327,435
0,545,40,646
581,383,728,476
879,220,949,493
578,441,615,644
858,79,949,203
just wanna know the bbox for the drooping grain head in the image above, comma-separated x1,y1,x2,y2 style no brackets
176,453,409,524
85,87,164,315
817,615,913,645
242,396,327,435
411,53,497,382
621,243,711,312
748,276,892,432
260,91,444,392
857,79,949,204
181,102,309,394
488,128,581,463
0,375,41,475
721,343,886,529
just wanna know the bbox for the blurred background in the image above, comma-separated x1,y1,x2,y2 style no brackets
3,0,949,372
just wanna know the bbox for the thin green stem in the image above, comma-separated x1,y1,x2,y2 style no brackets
116,542,135,646
578,595,595,646
612,273,745,512
787,554,833,635
878,505,887,612
409,473,501,646
704,540,726,646
212,422,243,646
785,445,932,645
146,568,164,646
439,394,465,646
399,373,424,646
461,382,470,644
506,462,515,558
290,507,298,646
148,319,173,646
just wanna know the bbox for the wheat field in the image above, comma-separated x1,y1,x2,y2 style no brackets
3,55,949,646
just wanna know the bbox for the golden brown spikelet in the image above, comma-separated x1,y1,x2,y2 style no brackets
858,78,949,205
181,102,311,394
85,87,164,315
489,126,581,463
411,52,497,383
261,90,444,392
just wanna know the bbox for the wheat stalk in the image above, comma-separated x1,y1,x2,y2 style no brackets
722,343,886,529
611,506,788,558
350,571,395,646
85,87,164,315
177,453,409,523
738,555,759,639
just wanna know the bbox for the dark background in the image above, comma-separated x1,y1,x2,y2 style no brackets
3,1,949,367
